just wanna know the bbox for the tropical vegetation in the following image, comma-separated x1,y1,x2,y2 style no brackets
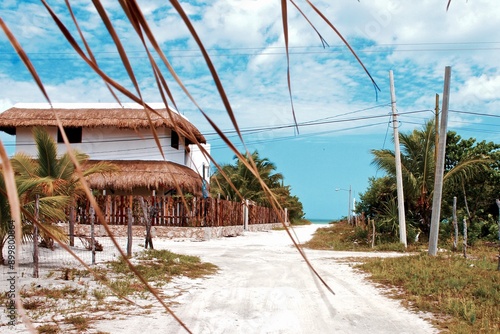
0,127,113,263
209,150,305,223
356,119,500,244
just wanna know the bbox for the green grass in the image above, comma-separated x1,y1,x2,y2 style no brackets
304,222,414,251
64,315,90,331
357,252,500,333
37,324,59,334
107,249,218,291
290,218,313,226
304,221,500,333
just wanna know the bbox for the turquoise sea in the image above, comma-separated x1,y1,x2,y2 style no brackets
308,218,333,225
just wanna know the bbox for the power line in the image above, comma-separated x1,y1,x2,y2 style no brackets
2,41,500,61
450,109,500,118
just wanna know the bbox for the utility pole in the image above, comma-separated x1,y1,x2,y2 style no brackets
389,70,407,247
435,94,440,164
348,185,352,225
429,66,452,256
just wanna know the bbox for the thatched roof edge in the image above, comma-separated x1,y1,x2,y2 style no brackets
84,160,202,195
0,107,206,143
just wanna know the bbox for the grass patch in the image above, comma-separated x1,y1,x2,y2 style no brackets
303,221,419,252
356,248,500,333
305,221,500,332
303,222,373,251
65,315,90,331
21,284,87,300
37,324,59,334
290,218,313,226
105,249,218,296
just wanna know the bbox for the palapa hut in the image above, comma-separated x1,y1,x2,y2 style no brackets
0,103,210,196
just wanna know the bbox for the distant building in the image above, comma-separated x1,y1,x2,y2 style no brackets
0,103,210,196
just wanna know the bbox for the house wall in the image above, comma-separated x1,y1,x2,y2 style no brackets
186,143,211,183
15,127,187,164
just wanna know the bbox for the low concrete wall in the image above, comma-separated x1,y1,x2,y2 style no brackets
59,222,286,241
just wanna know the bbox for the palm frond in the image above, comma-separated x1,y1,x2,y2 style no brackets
33,127,58,178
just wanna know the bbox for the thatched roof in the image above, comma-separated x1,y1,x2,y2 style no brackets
0,105,206,143
84,160,202,195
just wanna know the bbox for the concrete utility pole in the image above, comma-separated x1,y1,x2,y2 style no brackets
335,186,352,224
389,70,407,247
348,185,352,225
435,94,440,164
429,66,452,256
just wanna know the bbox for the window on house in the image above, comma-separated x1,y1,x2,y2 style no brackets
171,130,179,149
57,127,82,143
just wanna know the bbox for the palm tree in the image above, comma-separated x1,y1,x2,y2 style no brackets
210,150,285,205
4,127,113,254
371,120,491,234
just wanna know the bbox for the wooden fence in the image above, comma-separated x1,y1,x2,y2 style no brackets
75,196,286,227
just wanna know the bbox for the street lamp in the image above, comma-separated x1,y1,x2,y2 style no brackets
336,185,352,224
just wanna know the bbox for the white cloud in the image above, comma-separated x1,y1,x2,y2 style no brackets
457,74,500,102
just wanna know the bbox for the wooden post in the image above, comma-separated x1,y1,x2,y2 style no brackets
90,205,96,265
452,197,458,251
33,195,39,278
127,196,133,258
371,219,376,249
139,196,154,249
243,199,249,231
496,199,500,242
69,204,75,247
463,217,467,259
497,248,500,272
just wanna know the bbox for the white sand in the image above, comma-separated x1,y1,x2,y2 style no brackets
2,224,438,333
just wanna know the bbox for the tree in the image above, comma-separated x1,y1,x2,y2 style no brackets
0,127,113,262
210,150,304,221
367,120,492,238
442,132,500,241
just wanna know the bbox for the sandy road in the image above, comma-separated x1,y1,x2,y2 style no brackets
95,224,438,334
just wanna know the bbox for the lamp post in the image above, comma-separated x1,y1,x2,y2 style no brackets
336,185,352,224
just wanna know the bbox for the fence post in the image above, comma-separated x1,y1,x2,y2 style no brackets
90,205,95,265
127,196,133,258
452,197,458,251
496,199,500,242
69,204,75,247
243,200,249,231
33,195,39,278
463,217,467,259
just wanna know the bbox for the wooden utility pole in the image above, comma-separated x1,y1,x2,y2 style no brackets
389,70,407,247
429,66,452,256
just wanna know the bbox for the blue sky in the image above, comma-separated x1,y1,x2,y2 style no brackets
1,1,500,220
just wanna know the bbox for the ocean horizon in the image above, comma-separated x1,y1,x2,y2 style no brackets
307,218,333,224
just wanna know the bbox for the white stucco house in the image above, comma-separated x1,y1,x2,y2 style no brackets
0,103,211,196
